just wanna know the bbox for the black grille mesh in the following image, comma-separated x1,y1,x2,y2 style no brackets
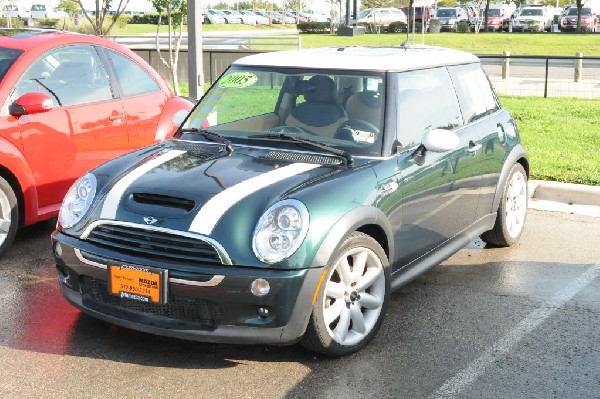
81,276,221,329
86,224,223,267
265,150,341,165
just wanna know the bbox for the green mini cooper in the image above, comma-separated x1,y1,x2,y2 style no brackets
53,46,529,357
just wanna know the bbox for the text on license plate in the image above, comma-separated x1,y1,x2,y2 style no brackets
109,264,166,304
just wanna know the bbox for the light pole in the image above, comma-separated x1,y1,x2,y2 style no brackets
187,0,204,100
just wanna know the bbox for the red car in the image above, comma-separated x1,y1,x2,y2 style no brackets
0,30,193,257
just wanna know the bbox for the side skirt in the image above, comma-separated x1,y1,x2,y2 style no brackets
390,212,496,292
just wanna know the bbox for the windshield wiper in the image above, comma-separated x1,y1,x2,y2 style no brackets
178,128,233,154
250,133,354,166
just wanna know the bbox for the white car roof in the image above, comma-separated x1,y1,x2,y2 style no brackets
233,46,479,72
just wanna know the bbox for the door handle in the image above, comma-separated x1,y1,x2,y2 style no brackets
467,141,482,153
109,114,125,122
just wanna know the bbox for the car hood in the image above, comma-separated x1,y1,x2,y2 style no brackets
79,140,378,268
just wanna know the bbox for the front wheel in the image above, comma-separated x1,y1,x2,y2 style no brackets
0,176,19,258
301,232,390,357
482,163,528,247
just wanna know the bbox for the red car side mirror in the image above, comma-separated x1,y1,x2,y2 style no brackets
9,92,54,117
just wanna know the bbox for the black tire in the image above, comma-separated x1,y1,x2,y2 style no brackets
0,176,19,258
301,232,390,357
482,163,528,247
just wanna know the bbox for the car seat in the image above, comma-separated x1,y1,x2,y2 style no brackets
345,90,383,128
285,75,347,137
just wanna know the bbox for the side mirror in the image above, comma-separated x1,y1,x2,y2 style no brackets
9,92,54,117
422,128,459,153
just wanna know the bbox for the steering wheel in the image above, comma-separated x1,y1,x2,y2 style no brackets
334,120,380,144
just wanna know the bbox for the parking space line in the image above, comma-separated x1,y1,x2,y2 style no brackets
430,262,600,399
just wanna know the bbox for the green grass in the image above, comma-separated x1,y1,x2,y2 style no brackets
500,96,600,185
299,32,600,56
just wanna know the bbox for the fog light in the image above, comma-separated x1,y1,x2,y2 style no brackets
257,307,270,318
54,242,63,257
250,278,270,296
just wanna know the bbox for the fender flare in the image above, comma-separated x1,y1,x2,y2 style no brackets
491,144,529,211
310,206,394,268
153,97,194,143
0,138,38,226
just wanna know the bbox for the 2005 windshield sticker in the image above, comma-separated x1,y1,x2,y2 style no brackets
219,72,258,88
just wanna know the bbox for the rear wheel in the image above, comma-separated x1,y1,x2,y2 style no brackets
482,163,528,247
301,232,390,357
0,176,19,258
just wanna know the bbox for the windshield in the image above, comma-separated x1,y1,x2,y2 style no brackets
437,9,457,17
487,9,501,17
520,8,544,16
568,8,591,15
182,66,386,157
0,47,23,82
356,9,372,19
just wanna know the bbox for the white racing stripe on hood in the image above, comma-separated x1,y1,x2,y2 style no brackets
100,150,186,220
189,162,320,236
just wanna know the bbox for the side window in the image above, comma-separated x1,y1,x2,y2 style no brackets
104,48,160,97
14,45,112,107
396,67,462,148
448,63,499,123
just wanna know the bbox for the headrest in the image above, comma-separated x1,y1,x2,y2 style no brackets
299,75,336,103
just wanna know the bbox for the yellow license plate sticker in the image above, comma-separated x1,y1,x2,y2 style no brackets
109,264,167,304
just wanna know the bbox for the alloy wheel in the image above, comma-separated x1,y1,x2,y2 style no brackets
323,246,386,346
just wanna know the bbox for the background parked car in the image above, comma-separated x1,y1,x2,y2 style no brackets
203,9,226,24
2,4,31,21
512,6,554,32
560,7,597,32
220,10,243,24
400,6,433,28
435,6,469,31
355,8,407,30
0,30,193,257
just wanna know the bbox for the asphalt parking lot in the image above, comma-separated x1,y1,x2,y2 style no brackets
1,209,598,399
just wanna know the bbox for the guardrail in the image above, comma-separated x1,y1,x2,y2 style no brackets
110,34,301,50
478,53,600,98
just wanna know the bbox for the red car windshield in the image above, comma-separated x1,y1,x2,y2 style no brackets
0,47,23,82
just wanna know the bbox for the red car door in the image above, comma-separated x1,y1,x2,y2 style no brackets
102,48,170,149
13,44,128,209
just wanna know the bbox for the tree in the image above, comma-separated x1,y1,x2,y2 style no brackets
75,0,130,36
153,0,187,96
56,0,81,14
575,0,583,32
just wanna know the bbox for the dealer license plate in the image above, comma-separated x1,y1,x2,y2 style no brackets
109,264,168,304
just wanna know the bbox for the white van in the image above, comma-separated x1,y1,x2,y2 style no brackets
30,4,48,19
3,4,31,20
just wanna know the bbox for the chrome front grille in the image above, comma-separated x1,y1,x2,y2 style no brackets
84,223,225,267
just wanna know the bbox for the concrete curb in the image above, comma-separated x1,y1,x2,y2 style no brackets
529,180,600,217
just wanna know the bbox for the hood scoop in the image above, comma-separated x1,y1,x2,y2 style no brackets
123,192,196,218
264,150,341,165
173,141,227,156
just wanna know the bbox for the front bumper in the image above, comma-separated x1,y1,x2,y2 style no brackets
53,231,324,345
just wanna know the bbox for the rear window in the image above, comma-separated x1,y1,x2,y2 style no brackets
0,47,23,82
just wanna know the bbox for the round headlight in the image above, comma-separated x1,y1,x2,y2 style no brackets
59,173,97,229
252,199,309,264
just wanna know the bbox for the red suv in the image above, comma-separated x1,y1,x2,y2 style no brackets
0,30,193,257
